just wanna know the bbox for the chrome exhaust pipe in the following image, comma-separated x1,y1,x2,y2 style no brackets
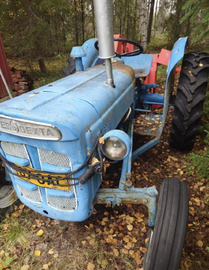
93,0,115,87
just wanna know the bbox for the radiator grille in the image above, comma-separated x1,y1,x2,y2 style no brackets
38,148,71,168
47,194,77,211
1,142,30,160
17,184,42,204
1,142,77,211
38,148,77,211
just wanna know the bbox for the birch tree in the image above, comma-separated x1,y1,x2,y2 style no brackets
140,0,148,50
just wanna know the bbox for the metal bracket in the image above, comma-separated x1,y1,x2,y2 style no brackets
95,186,158,227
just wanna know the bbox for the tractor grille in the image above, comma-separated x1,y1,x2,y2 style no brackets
1,141,30,160
17,184,42,204
46,193,77,211
1,142,77,212
38,148,77,211
38,148,71,168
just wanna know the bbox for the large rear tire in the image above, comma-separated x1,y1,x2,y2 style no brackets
170,52,209,150
143,178,188,270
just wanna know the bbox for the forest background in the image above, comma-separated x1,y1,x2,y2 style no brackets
0,0,208,73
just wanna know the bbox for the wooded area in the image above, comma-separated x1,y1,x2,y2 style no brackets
0,0,208,71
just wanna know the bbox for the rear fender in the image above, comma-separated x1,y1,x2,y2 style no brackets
163,37,188,119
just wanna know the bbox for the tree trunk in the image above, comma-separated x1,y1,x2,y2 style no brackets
140,0,148,51
74,0,79,45
81,0,85,44
38,58,46,73
147,0,155,43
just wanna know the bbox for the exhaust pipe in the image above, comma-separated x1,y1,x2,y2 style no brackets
93,0,115,87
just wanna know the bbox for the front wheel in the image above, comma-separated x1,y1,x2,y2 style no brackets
143,178,188,270
0,167,18,218
170,52,209,150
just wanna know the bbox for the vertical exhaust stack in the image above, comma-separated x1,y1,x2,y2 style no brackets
93,0,115,87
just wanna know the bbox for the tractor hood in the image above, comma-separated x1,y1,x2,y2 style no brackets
0,63,135,141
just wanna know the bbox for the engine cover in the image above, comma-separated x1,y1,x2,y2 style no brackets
0,62,135,221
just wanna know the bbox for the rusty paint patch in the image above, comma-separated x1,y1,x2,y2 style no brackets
112,62,135,85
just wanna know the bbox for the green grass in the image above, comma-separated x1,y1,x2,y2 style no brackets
8,54,68,89
186,89,209,180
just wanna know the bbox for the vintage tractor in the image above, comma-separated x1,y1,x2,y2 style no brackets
0,0,209,269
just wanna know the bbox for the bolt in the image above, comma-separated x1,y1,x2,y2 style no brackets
125,179,132,188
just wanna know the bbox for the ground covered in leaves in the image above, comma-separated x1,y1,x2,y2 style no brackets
0,108,208,270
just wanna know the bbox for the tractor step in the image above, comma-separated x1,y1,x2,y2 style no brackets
135,114,163,137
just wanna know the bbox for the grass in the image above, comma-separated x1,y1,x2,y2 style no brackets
8,54,68,89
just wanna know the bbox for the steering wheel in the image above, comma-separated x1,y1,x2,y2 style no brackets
94,38,143,57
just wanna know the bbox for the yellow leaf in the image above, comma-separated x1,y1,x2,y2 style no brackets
139,247,147,253
34,250,41,256
48,249,54,255
81,241,87,245
101,259,108,266
53,254,58,258
21,265,30,270
36,229,44,236
42,264,49,270
122,248,128,254
127,224,133,231
89,239,95,245
123,236,131,243
113,248,119,257
87,262,95,270
132,237,137,243
196,240,203,247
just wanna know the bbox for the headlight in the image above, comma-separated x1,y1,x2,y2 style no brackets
102,130,130,160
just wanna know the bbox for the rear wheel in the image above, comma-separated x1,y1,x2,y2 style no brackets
170,52,209,150
143,178,188,270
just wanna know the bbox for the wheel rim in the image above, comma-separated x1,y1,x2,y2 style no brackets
0,184,17,208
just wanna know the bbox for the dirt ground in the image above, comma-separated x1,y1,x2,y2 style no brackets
0,108,208,270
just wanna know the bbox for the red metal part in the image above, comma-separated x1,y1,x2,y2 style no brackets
0,35,13,98
114,34,134,54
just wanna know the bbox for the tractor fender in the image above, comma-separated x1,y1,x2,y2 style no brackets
166,37,188,79
163,37,188,121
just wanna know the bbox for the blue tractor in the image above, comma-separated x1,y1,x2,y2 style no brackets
0,0,208,269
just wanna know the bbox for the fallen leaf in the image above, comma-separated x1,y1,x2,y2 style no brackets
42,264,49,270
21,265,30,270
87,262,95,270
36,229,44,236
48,249,54,255
101,259,108,266
127,224,133,231
89,238,95,245
197,240,203,247
122,248,128,254
34,250,41,257
113,248,119,256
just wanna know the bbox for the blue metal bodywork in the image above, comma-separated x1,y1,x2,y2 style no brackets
0,37,187,224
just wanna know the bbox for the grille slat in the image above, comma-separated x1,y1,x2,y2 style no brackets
38,149,71,168
47,195,77,211
17,184,42,204
1,142,30,160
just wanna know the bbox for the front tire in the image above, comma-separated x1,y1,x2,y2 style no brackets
143,178,188,270
0,167,18,218
170,52,209,150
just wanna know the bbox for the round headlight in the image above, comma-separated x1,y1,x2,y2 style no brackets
101,130,131,161
103,137,127,160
